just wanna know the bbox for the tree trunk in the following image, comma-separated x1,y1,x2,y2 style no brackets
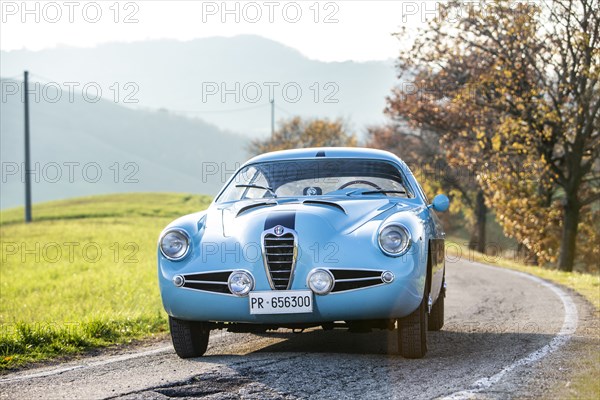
468,190,487,253
516,242,538,266
558,198,580,272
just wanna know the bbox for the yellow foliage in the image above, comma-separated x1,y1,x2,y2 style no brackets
248,116,357,155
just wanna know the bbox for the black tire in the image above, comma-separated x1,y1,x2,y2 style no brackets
428,284,445,331
169,316,210,358
397,296,428,359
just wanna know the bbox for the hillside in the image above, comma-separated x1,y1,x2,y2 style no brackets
0,78,246,209
0,35,396,136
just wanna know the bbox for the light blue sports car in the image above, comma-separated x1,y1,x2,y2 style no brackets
158,147,449,359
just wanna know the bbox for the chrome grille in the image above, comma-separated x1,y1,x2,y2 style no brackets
263,233,296,290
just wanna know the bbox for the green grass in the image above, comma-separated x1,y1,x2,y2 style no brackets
447,237,600,399
0,193,212,370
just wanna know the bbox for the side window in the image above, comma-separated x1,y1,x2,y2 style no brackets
241,169,270,199
252,170,269,188
218,166,268,202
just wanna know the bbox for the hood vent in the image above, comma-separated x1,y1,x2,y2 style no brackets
302,199,346,214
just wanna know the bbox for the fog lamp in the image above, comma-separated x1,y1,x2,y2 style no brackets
228,270,254,297
307,269,334,295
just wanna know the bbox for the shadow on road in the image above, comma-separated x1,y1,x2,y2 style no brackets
139,328,557,399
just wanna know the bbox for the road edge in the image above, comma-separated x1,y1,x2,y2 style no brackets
439,261,579,399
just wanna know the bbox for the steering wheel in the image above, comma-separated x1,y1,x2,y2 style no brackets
337,180,382,191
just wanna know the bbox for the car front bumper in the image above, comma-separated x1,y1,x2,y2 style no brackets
159,246,427,324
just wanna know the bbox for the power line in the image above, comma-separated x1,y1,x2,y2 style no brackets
28,72,62,84
1,74,24,81
275,104,294,116
169,102,270,115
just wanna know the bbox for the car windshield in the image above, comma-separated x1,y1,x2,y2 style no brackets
216,159,411,203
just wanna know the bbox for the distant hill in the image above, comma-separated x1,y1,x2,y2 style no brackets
0,35,396,136
0,78,247,209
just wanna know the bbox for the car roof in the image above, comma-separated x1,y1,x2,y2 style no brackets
245,147,407,166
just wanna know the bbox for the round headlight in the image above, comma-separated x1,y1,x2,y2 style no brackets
160,229,190,261
228,270,254,297
378,224,411,256
307,269,334,295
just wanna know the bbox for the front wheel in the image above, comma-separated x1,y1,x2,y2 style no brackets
169,316,210,358
428,283,445,331
397,296,428,359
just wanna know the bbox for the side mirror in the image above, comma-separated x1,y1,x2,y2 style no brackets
430,194,449,212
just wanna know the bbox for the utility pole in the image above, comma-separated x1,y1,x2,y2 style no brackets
24,71,32,223
270,97,275,137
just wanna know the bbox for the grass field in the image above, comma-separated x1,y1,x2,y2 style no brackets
0,193,212,370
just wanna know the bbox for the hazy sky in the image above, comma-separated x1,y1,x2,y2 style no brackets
0,1,434,61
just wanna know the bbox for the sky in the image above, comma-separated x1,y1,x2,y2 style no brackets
0,0,436,62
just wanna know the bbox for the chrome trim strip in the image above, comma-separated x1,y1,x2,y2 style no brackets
181,269,236,277
334,277,383,283
176,286,238,297
183,280,228,285
330,282,387,295
328,268,385,273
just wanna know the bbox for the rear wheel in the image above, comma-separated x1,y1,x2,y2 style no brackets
397,296,428,359
169,316,210,358
428,282,445,331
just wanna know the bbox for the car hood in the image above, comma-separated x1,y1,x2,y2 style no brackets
214,197,423,238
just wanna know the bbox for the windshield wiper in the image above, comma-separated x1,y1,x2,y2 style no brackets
361,190,406,196
236,184,277,198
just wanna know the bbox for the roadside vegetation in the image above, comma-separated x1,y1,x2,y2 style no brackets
0,193,212,370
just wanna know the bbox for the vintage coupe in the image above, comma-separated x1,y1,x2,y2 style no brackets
158,148,449,359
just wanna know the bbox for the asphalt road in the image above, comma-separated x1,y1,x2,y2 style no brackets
0,260,582,399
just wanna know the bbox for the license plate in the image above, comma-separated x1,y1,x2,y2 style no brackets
249,290,313,315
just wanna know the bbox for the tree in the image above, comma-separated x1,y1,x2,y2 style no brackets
389,0,599,271
248,116,357,155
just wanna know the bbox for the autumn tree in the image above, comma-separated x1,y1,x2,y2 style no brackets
365,124,487,252
381,48,497,253
248,116,357,155
388,0,599,271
